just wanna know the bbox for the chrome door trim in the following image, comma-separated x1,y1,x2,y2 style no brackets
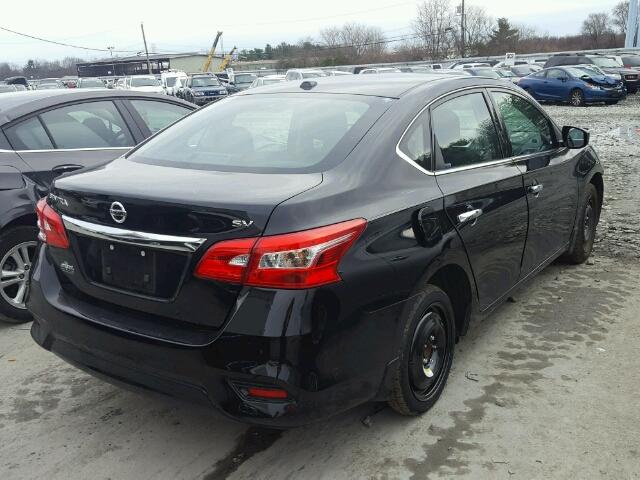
62,216,206,253
395,83,563,177
16,147,131,154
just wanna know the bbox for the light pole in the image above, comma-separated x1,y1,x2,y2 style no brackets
107,46,114,58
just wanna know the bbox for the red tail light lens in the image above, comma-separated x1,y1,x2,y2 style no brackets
246,386,288,400
35,198,69,249
194,218,367,289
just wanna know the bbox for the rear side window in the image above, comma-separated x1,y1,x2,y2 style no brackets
129,100,191,134
40,101,134,149
432,93,501,171
5,117,54,150
398,110,431,170
491,92,555,157
546,69,566,79
129,94,390,173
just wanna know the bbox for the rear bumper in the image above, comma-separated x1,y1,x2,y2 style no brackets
27,246,403,427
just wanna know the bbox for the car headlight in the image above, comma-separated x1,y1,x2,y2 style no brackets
587,84,602,90
221,89,228,95
611,74,622,80
194,92,204,96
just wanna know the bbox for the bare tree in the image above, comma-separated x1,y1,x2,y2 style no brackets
612,1,629,34
319,22,387,63
581,12,614,48
458,6,494,56
413,0,455,60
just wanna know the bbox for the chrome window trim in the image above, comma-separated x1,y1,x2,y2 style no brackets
15,146,131,154
62,216,206,253
395,84,559,176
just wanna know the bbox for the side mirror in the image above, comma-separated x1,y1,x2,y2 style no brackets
562,126,589,149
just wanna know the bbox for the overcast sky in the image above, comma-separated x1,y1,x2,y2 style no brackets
1,0,619,64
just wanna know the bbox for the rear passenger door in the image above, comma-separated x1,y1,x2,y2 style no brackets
123,99,193,136
432,90,529,310
543,69,571,100
489,89,578,277
3,100,140,189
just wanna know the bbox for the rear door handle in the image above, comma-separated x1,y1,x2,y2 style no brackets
457,209,483,224
528,184,544,196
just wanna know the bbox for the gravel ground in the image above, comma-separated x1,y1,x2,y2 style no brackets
1,94,639,480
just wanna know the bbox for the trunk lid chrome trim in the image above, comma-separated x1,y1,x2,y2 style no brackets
62,216,206,253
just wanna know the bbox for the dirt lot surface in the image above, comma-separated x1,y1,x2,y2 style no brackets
1,95,639,480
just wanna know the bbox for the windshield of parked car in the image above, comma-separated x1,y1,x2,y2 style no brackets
301,72,324,78
165,77,178,87
591,57,622,68
574,66,605,77
79,79,104,88
131,77,161,87
263,78,284,85
192,76,221,87
565,67,595,78
129,94,391,173
470,68,500,78
497,70,517,77
512,66,535,76
234,74,257,85
623,56,640,66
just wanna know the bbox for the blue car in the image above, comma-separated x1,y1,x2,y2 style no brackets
518,66,625,106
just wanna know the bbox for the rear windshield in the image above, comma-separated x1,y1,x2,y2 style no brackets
471,69,500,78
131,77,160,87
128,94,392,173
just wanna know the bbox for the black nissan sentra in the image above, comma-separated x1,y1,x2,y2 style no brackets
28,75,603,427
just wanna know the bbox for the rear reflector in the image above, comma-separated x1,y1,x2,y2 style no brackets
194,218,367,289
35,198,69,249
246,386,289,400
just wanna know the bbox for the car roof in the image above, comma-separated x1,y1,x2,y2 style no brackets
0,89,192,125
237,73,474,99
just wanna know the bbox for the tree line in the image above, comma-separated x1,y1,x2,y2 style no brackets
1,1,632,79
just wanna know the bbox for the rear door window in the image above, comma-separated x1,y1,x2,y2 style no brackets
431,92,502,171
129,100,191,134
40,101,134,149
398,110,431,171
491,92,555,157
5,117,54,150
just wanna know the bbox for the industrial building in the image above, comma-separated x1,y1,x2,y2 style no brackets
76,52,224,77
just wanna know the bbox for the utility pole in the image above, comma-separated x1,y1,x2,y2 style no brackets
107,46,114,58
460,0,465,58
140,22,152,74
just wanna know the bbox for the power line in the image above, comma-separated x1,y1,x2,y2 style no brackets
0,24,136,53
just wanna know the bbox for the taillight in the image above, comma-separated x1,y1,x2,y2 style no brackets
36,198,69,249
194,218,367,289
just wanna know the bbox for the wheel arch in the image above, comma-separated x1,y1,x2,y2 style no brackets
425,263,474,339
589,172,604,220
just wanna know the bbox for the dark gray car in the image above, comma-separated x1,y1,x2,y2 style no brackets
0,89,194,322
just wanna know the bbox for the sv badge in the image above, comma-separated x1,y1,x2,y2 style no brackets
232,219,254,228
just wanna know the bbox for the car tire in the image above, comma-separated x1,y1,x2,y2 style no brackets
569,88,586,107
0,226,38,324
388,284,455,416
561,183,599,265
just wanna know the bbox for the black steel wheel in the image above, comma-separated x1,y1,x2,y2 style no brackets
561,183,599,265
389,284,455,416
